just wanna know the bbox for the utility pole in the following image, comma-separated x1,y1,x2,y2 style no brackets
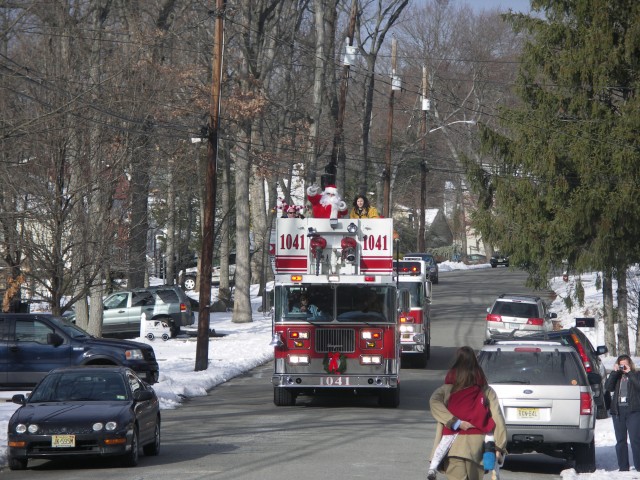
383,36,397,217
418,65,428,251
195,0,225,372
330,0,358,193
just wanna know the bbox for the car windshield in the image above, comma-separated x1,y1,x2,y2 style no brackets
492,301,539,318
401,282,423,308
277,285,395,323
479,350,586,386
28,372,129,402
49,316,92,338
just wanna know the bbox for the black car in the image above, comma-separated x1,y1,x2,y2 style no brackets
0,314,159,387
485,326,609,419
8,365,161,470
403,253,439,284
490,253,509,268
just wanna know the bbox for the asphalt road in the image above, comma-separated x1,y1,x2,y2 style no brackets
2,267,569,479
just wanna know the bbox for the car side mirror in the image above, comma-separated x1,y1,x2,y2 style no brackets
587,372,602,386
549,312,558,319
486,307,491,313
133,389,154,402
12,394,26,405
47,332,64,347
596,345,608,356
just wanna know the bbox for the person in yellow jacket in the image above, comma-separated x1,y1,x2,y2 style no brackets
349,195,379,219
428,346,507,480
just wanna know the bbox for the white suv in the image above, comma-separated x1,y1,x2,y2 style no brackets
485,294,557,339
478,341,599,473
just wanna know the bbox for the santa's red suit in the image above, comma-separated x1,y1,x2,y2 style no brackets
307,184,348,219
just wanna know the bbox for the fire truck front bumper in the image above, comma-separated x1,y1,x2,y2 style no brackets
400,333,426,352
272,374,399,389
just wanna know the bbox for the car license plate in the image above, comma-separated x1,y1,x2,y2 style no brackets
517,408,539,419
51,435,75,448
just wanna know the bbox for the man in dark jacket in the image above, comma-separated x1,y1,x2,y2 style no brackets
605,354,640,472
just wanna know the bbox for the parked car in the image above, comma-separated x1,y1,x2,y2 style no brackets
490,253,509,268
180,252,243,291
478,340,599,473
0,313,159,387
466,253,487,265
490,326,609,419
7,365,160,470
485,293,557,339
403,253,439,284
68,285,194,337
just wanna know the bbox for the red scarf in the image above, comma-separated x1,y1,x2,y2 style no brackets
442,370,495,435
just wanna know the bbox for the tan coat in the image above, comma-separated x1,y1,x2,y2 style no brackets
429,384,507,472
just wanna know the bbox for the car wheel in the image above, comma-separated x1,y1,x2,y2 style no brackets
596,404,609,419
573,439,596,473
413,352,428,368
122,426,139,467
146,332,154,340
8,457,27,470
273,387,296,406
182,276,196,291
491,264,497,268
169,322,180,338
143,418,161,456
378,387,400,408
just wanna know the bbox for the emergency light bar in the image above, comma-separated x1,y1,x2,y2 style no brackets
393,261,422,276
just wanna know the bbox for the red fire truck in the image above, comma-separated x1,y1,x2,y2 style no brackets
394,258,432,368
269,217,408,407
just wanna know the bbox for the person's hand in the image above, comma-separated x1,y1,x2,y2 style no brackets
459,421,475,431
496,451,504,464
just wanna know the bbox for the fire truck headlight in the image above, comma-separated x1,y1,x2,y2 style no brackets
288,355,310,365
360,355,382,365
399,325,415,333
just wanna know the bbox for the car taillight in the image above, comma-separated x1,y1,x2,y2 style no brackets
580,392,593,415
571,333,592,372
527,317,544,326
180,303,187,312
486,314,502,322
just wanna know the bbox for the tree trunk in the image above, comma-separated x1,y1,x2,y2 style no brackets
603,267,616,356
232,129,253,323
616,266,629,355
218,144,232,305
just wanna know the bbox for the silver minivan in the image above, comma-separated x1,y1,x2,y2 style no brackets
478,341,599,473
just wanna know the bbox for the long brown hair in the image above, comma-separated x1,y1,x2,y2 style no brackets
445,346,488,393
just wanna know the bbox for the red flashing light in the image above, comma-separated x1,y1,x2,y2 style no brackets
571,333,592,372
364,276,375,282
290,275,302,282
400,316,415,323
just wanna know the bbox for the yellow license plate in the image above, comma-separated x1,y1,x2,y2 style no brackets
517,408,539,419
51,435,75,448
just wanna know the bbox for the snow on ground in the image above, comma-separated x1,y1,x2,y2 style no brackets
1,263,639,477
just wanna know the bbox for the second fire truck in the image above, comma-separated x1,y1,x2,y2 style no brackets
269,216,409,408
394,258,432,368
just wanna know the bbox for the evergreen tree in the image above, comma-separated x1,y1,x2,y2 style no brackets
465,0,640,353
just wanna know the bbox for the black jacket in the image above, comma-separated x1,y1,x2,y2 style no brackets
605,369,640,415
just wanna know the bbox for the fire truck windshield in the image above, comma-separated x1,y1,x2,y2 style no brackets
277,285,395,323
403,282,424,308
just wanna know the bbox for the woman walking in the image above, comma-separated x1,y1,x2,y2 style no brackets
428,346,507,480
605,354,640,472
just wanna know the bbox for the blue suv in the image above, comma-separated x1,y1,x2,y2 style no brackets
0,314,159,387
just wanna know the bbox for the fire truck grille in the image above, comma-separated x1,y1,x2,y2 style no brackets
315,329,355,353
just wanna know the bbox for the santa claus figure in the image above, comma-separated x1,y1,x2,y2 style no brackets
307,184,348,219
